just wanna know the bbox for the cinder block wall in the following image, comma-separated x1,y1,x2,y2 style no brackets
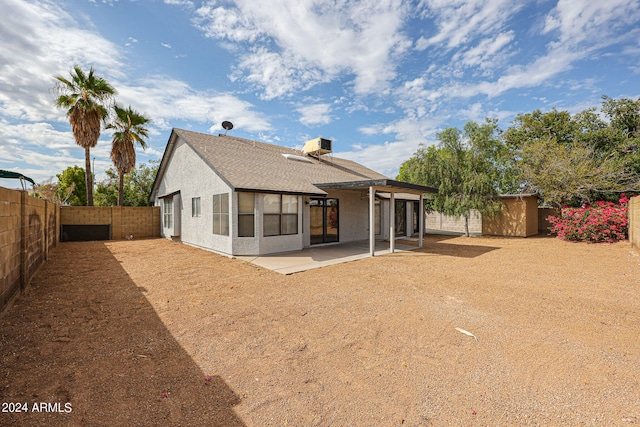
0,187,23,313
120,207,161,238
426,210,482,234
1,187,58,314
630,196,640,254
60,206,160,239
60,206,113,225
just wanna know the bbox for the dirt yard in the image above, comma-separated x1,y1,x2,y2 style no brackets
1,235,639,426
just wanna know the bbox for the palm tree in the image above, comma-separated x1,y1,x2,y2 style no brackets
107,105,151,206
54,66,115,206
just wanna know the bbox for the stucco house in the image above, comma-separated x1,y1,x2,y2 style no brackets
149,128,436,256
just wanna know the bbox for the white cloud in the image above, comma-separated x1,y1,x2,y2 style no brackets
232,48,326,100
161,42,172,49
298,103,332,127
0,0,273,185
164,0,194,7
416,0,524,50
194,0,411,98
543,0,640,48
409,0,640,105
0,0,124,122
0,121,88,183
454,31,515,70
116,76,271,133
448,49,582,99
340,115,444,177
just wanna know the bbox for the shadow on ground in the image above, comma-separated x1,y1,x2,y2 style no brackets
0,242,245,427
411,235,501,258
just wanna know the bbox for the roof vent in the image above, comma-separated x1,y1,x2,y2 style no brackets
282,153,313,163
302,137,332,156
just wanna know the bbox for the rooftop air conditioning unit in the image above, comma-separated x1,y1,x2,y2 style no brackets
302,137,332,156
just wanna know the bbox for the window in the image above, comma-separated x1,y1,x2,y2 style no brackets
281,194,298,235
192,197,201,217
212,193,229,236
163,199,173,229
238,192,255,237
263,194,281,236
263,194,298,236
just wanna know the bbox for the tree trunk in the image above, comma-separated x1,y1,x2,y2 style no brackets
85,147,93,206
118,172,125,206
464,214,469,237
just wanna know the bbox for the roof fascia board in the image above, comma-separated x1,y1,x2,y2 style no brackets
158,190,181,199
149,130,238,203
235,187,327,196
177,131,237,193
148,129,178,202
315,179,436,194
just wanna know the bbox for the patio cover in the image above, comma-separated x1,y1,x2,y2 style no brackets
315,179,437,256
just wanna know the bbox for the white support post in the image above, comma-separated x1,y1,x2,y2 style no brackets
369,186,375,257
390,191,395,253
419,193,424,248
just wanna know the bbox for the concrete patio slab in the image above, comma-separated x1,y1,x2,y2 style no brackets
236,240,416,274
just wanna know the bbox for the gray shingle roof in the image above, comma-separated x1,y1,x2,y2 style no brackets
173,128,390,195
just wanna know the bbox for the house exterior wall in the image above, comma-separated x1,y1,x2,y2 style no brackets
482,195,539,237
155,138,307,256
155,137,233,255
378,198,426,239
233,193,304,256
380,200,389,240
327,189,370,243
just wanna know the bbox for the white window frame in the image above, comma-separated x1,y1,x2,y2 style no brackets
163,198,173,229
212,193,229,236
192,197,201,217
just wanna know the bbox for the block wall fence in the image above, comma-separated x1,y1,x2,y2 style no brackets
1,185,161,314
1,186,59,315
60,206,160,240
630,195,640,254
426,210,482,234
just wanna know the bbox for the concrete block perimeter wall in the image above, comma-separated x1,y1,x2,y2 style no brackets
1,186,59,314
630,196,640,254
60,206,160,239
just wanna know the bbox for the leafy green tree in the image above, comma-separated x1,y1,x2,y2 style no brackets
106,105,151,206
601,95,640,139
398,120,507,236
56,166,87,206
95,160,159,207
54,66,116,206
600,96,640,177
504,100,640,207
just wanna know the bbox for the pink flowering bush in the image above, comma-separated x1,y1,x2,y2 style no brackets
547,195,629,243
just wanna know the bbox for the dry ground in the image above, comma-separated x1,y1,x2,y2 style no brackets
1,235,639,426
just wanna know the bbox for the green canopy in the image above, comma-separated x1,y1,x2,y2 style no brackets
0,169,36,186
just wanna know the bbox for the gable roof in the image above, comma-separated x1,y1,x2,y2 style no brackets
150,128,435,200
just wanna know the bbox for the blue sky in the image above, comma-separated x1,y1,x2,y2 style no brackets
1,0,640,189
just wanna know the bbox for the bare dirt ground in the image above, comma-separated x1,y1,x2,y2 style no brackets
1,235,639,426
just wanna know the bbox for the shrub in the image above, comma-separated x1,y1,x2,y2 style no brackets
547,195,629,243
